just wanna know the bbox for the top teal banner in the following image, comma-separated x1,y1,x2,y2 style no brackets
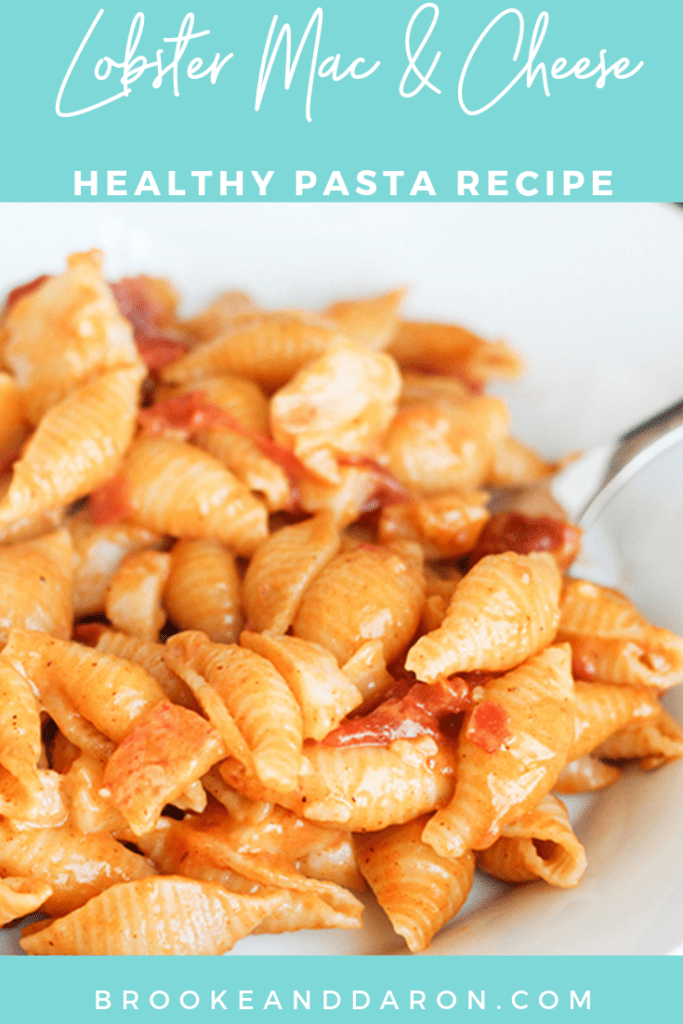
2,0,681,201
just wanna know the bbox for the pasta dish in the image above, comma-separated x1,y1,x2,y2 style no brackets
0,251,681,955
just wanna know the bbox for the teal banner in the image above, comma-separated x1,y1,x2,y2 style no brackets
0,954,679,1021
1,0,681,201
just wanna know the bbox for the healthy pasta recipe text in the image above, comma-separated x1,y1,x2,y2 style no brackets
0,251,681,954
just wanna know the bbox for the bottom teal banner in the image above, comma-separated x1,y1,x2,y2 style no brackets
0,955,678,1022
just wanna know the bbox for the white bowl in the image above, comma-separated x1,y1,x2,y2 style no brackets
1,202,682,955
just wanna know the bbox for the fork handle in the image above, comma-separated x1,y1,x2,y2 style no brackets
579,398,683,528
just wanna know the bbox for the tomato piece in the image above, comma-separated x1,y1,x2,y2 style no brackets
466,700,511,753
88,474,132,526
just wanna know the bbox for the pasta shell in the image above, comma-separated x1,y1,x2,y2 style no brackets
388,320,523,382
0,816,155,916
0,877,53,928
161,376,290,509
399,371,472,409
20,876,280,955
34,686,115,764
476,793,587,887
0,364,145,525
293,542,425,665
594,707,683,769
357,816,475,952
93,630,197,710
120,435,268,557
557,578,683,688
0,529,73,647
165,631,303,794
297,834,365,892
253,887,363,934
182,290,259,342
554,755,622,794
0,655,41,796
0,484,65,546
241,631,362,740
4,629,166,745
168,372,270,431
162,310,345,392
324,288,406,351
297,463,378,527
340,639,396,708
164,538,242,643
570,681,662,761
198,432,291,511
422,644,574,858
243,511,340,635
0,654,65,825
137,800,362,920
221,734,457,832
201,766,273,823
173,779,208,814
138,820,260,897
407,551,561,681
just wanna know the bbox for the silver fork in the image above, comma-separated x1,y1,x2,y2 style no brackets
550,398,683,529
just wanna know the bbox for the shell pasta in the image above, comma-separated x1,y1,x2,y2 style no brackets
0,252,679,955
